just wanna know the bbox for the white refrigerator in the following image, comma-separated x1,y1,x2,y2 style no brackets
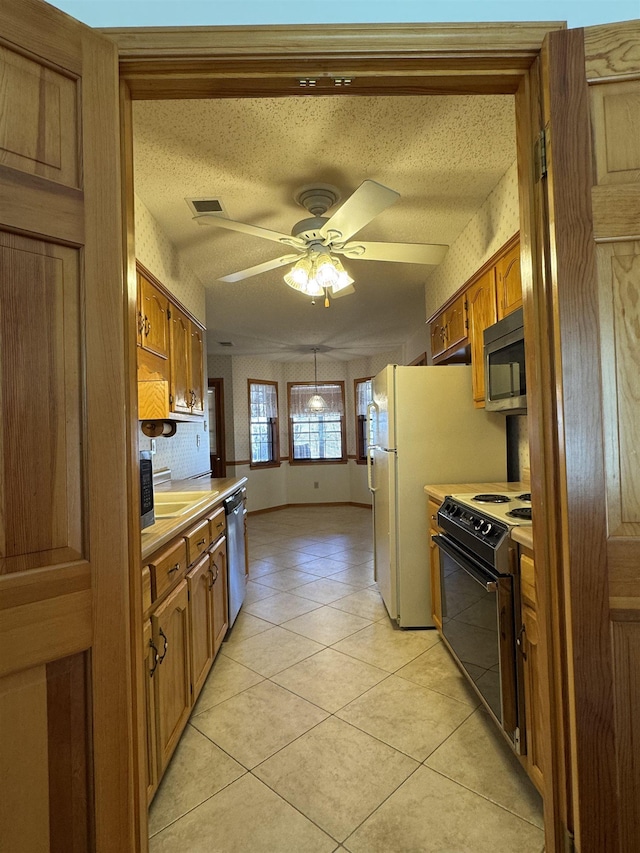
367,364,507,628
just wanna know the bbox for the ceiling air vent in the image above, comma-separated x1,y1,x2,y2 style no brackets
186,197,228,217
218,341,234,347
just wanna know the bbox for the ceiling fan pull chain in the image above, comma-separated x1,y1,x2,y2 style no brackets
324,288,330,308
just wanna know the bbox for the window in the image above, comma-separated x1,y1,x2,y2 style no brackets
354,377,373,463
248,380,279,467
287,381,347,463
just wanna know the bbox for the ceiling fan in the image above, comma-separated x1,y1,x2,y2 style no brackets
192,180,448,303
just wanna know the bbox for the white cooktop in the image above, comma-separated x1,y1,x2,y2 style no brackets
451,492,533,527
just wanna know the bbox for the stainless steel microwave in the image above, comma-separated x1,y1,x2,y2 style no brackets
483,307,527,414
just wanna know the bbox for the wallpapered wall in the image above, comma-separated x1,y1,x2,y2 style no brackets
135,194,211,479
424,160,520,320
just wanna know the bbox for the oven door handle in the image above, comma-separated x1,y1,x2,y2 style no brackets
433,534,501,591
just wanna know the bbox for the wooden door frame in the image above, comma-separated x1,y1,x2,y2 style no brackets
208,377,227,477
109,21,583,852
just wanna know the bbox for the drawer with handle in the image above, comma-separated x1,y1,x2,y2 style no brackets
185,517,211,566
209,506,225,543
148,538,187,601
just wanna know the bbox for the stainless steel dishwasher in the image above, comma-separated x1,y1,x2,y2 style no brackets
224,488,247,627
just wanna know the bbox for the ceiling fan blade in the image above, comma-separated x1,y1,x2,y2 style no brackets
194,213,305,249
219,254,301,283
320,180,400,243
339,240,448,265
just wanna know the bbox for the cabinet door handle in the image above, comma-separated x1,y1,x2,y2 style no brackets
208,566,218,589
144,318,151,337
157,628,169,664
517,624,527,660
149,637,159,678
168,563,180,575
138,312,145,335
196,538,206,547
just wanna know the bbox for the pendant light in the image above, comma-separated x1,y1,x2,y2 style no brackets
307,348,328,413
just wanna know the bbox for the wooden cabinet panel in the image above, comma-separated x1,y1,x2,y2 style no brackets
428,499,442,631
148,538,187,602
143,619,158,803
430,294,468,363
169,305,192,415
466,268,498,406
184,517,211,567
187,554,214,702
520,552,536,609
190,322,205,414
209,506,226,543
210,540,229,656
496,240,522,319
138,273,170,359
522,603,544,794
152,580,191,775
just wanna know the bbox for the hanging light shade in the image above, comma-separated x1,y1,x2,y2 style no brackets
284,249,353,299
307,348,328,412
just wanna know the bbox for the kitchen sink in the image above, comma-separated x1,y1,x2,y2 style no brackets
153,489,220,518
154,501,194,517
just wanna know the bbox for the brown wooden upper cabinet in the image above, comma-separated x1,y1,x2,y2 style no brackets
430,292,468,362
428,235,521,407
136,262,206,420
495,239,522,319
138,272,170,360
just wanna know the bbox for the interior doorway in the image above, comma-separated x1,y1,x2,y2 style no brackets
207,377,226,477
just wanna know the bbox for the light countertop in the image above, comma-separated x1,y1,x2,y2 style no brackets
141,475,247,561
424,480,534,551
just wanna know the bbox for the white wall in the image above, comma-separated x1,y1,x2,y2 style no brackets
208,348,403,511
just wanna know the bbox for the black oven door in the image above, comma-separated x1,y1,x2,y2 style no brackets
434,533,518,744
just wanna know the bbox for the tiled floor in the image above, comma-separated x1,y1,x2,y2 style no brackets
149,505,544,853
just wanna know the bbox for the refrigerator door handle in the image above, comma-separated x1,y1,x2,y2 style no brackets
366,402,378,493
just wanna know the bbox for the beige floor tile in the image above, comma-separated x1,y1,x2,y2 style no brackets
247,558,283,577
426,707,544,828
297,541,352,558
332,620,440,672
243,579,278,604
221,624,324,676
254,716,418,842
150,774,336,853
395,640,481,707
252,567,317,591
243,590,323,624
271,648,389,713
281,606,372,645
223,610,273,646
148,725,245,836
329,566,375,588
297,556,352,576
191,655,264,716
291,577,363,604
329,588,389,622
345,765,544,853
191,679,328,769
336,674,473,761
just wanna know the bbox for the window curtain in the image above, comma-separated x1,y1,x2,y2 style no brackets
356,379,373,416
250,383,278,419
289,383,344,416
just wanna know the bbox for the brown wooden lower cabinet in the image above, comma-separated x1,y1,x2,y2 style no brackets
151,579,191,778
210,539,229,657
428,498,443,631
187,553,215,703
144,505,233,802
519,547,544,794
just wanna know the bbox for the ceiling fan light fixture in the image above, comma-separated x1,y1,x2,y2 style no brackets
284,251,353,299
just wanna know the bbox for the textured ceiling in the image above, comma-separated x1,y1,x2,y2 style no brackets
133,94,516,361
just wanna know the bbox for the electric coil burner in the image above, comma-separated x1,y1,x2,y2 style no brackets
433,491,532,754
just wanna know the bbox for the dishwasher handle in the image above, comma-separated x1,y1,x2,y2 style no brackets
224,489,244,515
